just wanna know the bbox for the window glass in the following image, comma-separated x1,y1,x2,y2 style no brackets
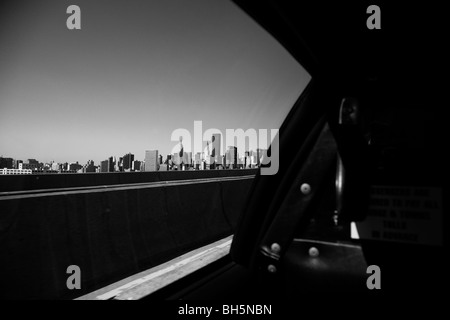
0,0,310,167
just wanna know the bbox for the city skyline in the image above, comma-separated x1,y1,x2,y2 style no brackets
0,0,311,165
1,129,270,167
0,143,266,174
0,136,268,171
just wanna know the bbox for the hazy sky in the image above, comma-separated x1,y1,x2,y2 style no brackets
0,0,310,165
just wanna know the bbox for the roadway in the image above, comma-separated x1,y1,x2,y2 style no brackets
76,235,233,300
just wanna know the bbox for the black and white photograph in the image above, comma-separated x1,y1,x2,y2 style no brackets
0,0,445,311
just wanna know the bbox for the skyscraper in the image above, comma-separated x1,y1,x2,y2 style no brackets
100,160,109,173
0,157,13,169
69,162,82,172
118,157,124,172
51,162,59,171
194,152,202,170
228,146,237,169
132,160,141,171
205,140,211,163
108,156,115,172
145,150,159,171
244,151,250,168
184,151,192,167
165,155,172,168
211,133,221,162
85,160,96,173
123,153,134,171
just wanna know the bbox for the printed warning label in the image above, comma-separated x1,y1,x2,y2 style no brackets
352,186,443,245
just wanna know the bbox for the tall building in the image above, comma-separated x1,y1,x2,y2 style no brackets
69,162,82,172
22,162,39,171
211,133,221,164
244,151,250,168
145,150,159,171
117,157,124,172
108,157,115,172
123,153,134,171
132,160,141,171
184,152,192,167
227,146,237,169
51,162,59,171
178,136,184,160
113,156,119,172
194,153,202,170
205,140,212,163
28,159,39,166
100,160,109,173
84,160,96,173
20,159,40,171
0,157,13,169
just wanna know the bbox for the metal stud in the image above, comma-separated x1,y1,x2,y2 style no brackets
308,247,319,257
267,264,277,273
271,243,281,254
300,183,311,195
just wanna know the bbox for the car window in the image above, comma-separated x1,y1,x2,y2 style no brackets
0,0,312,300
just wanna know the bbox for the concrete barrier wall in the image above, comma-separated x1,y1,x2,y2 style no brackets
0,169,257,192
0,173,255,299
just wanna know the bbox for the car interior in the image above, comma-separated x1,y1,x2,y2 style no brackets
140,0,446,299
0,0,445,302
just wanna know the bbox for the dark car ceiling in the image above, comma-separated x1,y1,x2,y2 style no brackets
231,0,446,188
232,0,442,108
